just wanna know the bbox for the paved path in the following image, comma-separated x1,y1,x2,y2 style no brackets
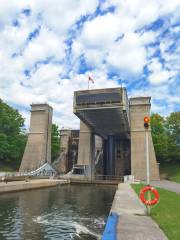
111,183,168,240
151,180,180,194
0,179,68,193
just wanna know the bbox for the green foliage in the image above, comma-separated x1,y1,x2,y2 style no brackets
51,123,60,161
0,99,27,170
151,112,180,164
151,114,168,162
165,112,180,163
132,184,180,240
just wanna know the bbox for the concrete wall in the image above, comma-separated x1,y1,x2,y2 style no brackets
130,97,160,180
77,121,95,177
19,104,53,172
52,129,79,174
115,138,130,176
52,130,71,174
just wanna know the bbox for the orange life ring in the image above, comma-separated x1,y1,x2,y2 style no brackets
140,186,159,206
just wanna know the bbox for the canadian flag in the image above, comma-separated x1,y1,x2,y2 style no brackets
88,75,94,84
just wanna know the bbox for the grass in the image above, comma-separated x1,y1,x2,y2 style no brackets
160,163,180,183
132,184,180,240
0,165,15,172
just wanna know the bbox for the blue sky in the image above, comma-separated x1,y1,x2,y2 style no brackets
0,0,179,128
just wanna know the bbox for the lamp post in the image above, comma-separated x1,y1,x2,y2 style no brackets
144,116,151,215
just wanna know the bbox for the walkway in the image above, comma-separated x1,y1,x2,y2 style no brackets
151,180,180,194
0,179,69,193
111,183,168,240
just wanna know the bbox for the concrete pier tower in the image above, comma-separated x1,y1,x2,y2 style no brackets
129,97,160,180
19,104,53,172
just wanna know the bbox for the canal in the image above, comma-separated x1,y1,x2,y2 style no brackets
0,184,116,240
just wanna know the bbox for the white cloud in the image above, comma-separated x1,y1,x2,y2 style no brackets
22,27,65,68
0,52,24,87
149,70,172,85
0,0,21,28
148,58,175,85
0,0,179,130
139,31,157,45
25,0,99,34
71,41,84,60
85,49,106,67
107,32,146,74
80,13,120,49
102,0,180,26
101,0,159,30
27,63,63,88
130,84,179,116
148,58,162,72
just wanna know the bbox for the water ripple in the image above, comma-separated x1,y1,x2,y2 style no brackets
0,185,116,240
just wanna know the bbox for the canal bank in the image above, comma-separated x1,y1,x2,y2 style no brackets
103,183,168,240
0,179,69,193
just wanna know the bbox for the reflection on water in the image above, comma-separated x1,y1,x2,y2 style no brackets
0,184,116,240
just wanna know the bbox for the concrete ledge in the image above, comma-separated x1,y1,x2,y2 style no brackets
107,183,168,240
0,179,69,194
111,183,146,215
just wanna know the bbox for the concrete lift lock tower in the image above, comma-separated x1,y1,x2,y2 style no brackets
73,87,160,181
19,104,53,172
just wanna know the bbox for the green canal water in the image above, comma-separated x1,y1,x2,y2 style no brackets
0,184,116,240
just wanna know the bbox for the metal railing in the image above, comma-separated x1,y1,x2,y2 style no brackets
95,175,124,182
0,170,55,182
64,174,124,184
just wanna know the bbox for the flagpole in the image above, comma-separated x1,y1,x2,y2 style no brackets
88,76,94,89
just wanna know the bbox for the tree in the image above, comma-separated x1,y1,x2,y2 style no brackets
166,111,180,163
151,113,168,162
51,124,60,161
151,112,180,164
0,99,27,169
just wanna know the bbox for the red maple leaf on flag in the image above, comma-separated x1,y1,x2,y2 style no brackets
88,75,94,83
